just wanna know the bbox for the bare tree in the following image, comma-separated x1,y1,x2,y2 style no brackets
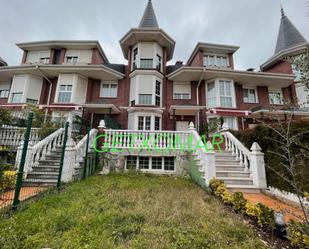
257,107,309,225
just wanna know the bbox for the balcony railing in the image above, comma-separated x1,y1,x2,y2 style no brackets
101,130,191,151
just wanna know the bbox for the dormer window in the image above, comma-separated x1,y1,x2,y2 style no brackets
204,54,229,67
65,56,78,63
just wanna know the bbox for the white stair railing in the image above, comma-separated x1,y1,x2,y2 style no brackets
222,130,267,189
222,131,251,171
188,122,215,186
0,125,40,148
16,128,65,174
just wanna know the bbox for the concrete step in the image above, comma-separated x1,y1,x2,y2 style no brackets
227,185,262,193
215,154,236,160
216,171,250,178
32,165,59,172
215,160,241,166
27,172,58,179
38,161,60,167
22,178,57,186
216,165,245,171
217,177,253,186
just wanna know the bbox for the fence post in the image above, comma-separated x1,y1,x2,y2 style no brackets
12,112,34,210
83,128,90,179
57,122,69,189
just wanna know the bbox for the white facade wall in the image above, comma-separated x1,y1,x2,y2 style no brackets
0,82,11,91
9,74,43,103
74,76,88,104
26,50,50,63
55,74,87,104
27,75,43,101
295,83,309,108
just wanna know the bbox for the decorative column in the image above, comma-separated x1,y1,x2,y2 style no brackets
204,141,216,186
62,137,77,182
250,142,267,189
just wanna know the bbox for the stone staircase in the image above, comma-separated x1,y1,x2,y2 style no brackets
22,147,62,187
214,151,261,193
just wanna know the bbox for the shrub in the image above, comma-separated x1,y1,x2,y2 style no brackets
0,170,16,192
231,192,247,212
209,178,225,193
288,221,309,249
255,203,275,227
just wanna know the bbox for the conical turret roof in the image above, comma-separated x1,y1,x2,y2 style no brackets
138,0,159,28
274,7,307,54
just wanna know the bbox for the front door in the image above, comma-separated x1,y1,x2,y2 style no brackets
176,121,189,131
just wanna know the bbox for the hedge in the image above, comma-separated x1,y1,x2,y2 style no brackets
232,120,309,193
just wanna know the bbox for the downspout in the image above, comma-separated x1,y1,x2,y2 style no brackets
196,67,206,131
35,66,53,122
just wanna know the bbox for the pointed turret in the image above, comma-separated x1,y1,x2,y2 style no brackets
120,0,175,61
274,7,307,54
261,7,308,71
139,0,159,28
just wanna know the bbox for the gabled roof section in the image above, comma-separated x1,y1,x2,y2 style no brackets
16,40,109,63
139,0,159,28
275,8,307,54
187,42,239,65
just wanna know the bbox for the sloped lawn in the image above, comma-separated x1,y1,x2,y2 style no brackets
0,173,269,249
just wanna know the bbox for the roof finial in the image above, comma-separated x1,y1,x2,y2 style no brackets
281,5,285,17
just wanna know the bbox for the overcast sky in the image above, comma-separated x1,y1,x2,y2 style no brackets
0,0,308,70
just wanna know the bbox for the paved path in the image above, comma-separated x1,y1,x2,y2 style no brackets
0,187,46,208
244,193,305,222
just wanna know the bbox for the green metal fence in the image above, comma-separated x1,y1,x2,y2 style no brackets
0,108,99,217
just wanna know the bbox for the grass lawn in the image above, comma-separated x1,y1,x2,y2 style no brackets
0,173,269,249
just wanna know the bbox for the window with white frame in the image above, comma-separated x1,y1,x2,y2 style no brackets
26,98,38,104
11,92,23,103
58,85,73,103
156,54,162,71
140,59,153,69
132,48,138,70
100,82,117,97
155,116,160,130
269,90,283,105
138,116,151,130
152,157,163,170
39,57,50,64
173,83,191,100
219,80,233,107
0,90,9,98
243,88,258,103
223,117,237,130
204,54,228,67
155,81,161,106
164,157,175,171
125,156,175,171
139,157,150,169
65,56,78,63
139,94,152,105
207,82,216,108
126,156,137,170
